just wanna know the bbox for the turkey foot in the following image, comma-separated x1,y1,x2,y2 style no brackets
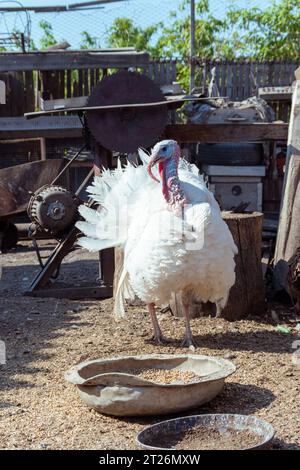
147,303,172,345
181,334,197,349
181,300,197,349
150,333,173,345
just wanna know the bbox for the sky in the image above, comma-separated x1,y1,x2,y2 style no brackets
0,0,274,50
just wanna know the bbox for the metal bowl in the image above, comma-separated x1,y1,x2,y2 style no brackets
137,414,275,450
65,354,236,417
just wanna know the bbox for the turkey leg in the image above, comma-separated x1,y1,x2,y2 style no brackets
147,303,171,344
181,300,197,349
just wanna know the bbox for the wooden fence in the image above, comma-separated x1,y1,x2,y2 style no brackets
195,59,299,122
195,59,297,98
0,56,298,120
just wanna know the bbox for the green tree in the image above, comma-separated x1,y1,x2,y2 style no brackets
154,0,300,88
39,20,58,50
155,0,300,60
224,0,300,59
106,17,160,54
80,31,100,49
156,0,225,59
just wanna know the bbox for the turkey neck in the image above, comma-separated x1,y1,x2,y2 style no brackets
158,158,187,213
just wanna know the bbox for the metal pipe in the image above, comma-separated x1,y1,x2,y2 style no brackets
0,0,124,13
190,0,196,92
75,167,94,197
51,143,87,185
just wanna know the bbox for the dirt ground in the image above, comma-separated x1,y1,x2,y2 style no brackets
0,241,299,450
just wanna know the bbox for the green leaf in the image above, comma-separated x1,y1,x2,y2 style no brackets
276,325,291,334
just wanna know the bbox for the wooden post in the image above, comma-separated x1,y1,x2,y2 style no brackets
170,212,265,321
274,78,300,291
221,212,265,320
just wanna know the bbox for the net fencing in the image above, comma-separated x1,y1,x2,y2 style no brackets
0,0,276,53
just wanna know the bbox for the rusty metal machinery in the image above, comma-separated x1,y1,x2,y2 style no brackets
24,70,178,298
27,185,78,236
0,159,64,252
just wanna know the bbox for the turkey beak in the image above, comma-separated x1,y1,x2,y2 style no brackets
148,152,162,183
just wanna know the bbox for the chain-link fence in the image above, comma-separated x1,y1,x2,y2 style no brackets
0,0,275,53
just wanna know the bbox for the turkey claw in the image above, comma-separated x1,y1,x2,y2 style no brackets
181,337,197,350
151,335,173,345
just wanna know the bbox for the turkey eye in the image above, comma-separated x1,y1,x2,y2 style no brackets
161,146,167,151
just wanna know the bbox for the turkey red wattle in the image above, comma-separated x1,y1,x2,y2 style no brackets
158,159,188,212
148,143,188,213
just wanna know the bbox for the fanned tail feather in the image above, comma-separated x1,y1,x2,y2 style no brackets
76,157,155,253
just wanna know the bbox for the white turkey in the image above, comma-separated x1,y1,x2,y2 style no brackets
76,140,237,347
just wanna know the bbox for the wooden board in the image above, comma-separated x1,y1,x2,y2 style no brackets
24,95,213,118
0,116,82,140
258,86,293,101
40,96,88,110
274,80,300,291
0,51,150,72
165,123,288,143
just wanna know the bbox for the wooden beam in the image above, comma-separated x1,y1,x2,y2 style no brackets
0,51,149,72
0,117,288,144
165,123,288,143
0,116,82,140
274,80,300,291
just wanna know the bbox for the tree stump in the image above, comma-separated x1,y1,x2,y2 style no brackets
170,211,266,321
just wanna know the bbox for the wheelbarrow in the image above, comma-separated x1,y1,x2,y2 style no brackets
0,159,63,251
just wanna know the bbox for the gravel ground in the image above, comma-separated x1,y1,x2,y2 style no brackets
0,241,300,450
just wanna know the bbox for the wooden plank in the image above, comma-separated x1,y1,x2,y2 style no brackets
66,69,72,97
258,86,293,101
0,116,82,140
78,69,83,96
0,51,150,71
24,71,35,112
51,70,61,99
90,68,95,90
165,123,288,143
226,62,233,99
40,95,88,111
244,62,251,99
84,69,89,95
59,69,65,98
24,96,220,118
274,80,300,290
220,60,226,97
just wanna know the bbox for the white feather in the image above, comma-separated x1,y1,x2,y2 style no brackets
76,150,237,318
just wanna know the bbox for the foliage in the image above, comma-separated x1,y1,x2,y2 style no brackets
155,0,300,88
106,17,160,54
80,31,100,50
154,0,300,60
4,0,298,90
224,0,300,60
39,20,59,50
